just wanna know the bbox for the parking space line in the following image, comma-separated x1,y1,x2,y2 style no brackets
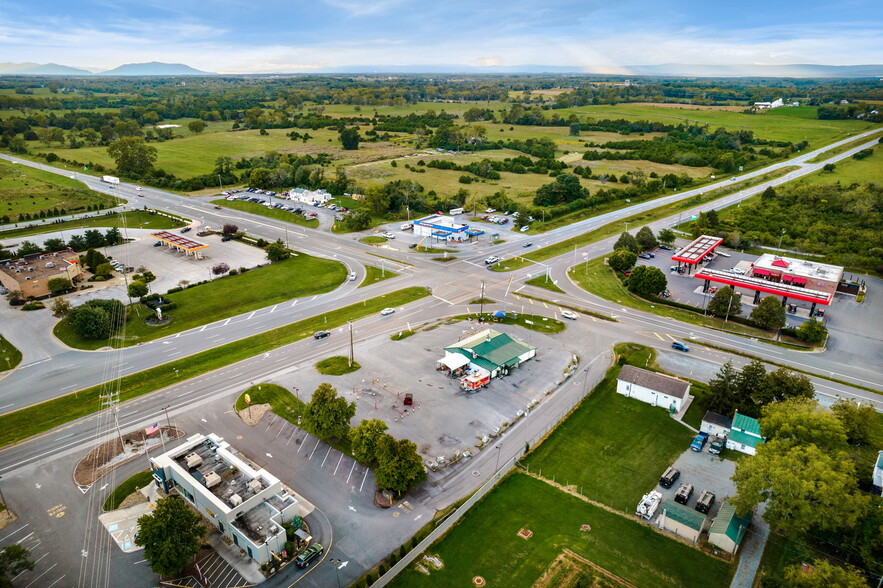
44,576,66,588
16,532,34,545
264,414,278,433
297,434,311,453
0,524,28,542
320,446,333,467
274,422,287,440
359,468,369,492
23,563,57,588
308,438,321,459
346,460,357,483
333,453,345,475
286,428,297,446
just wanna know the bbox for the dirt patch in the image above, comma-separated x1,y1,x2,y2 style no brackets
74,426,184,485
118,490,149,509
533,549,636,588
0,508,16,530
237,403,271,426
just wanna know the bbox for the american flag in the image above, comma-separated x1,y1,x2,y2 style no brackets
144,424,159,435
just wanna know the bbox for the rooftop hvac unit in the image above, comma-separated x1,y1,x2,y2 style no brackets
247,479,262,493
27,267,34,272
229,494,242,507
45,262,56,268
185,452,203,468
203,471,221,489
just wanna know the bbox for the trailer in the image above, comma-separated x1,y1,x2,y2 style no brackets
637,490,662,520
102,175,120,185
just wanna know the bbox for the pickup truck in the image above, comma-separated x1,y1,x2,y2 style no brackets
708,434,726,455
690,432,709,452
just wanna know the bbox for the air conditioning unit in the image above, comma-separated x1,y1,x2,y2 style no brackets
185,452,203,468
247,479,262,493
229,494,242,507
203,471,221,489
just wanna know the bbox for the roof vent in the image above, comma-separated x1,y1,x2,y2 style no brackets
229,494,242,507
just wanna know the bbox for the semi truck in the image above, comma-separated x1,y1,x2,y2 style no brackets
102,175,120,185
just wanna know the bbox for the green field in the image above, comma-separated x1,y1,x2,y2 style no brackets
54,253,346,349
0,287,431,447
798,143,883,186
0,209,185,239
359,265,398,287
0,159,121,221
0,335,23,372
315,355,361,375
211,199,319,229
524,344,693,512
390,473,733,588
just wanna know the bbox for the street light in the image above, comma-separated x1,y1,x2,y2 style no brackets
495,443,503,471
328,558,343,588
0,475,6,508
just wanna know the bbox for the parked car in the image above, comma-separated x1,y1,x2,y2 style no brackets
153,241,163,247
221,236,232,242
660,289,672,298
180,227,191,233
381,232,395,239
520,225,530,232
639,253,653,259
408,243,418,249
380,308,395,316
484,256,500,265
732,267,745,275
659,467,680,489
313,331,331,340
561,310,578,320
690,432,709,452
674,483,694,505
659,244,672,250
295,543,324,568
695,490,715,514
671,341,690,352
708,435,726,455
485,208,496,213
400,223,413,230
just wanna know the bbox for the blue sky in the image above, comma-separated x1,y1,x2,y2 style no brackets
1,0,880,72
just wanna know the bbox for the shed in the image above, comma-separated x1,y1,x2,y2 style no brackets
709,501,751,554
656,501,707,544
616,365,691,413
701,411,733,437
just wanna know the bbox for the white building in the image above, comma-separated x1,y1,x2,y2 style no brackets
615,365,691,413
150,433,303,564
872,451,883,495
288,188,331,204
413,214,477,242
701,411,732,438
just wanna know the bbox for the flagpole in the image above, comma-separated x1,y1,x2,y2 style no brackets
143,432,151,467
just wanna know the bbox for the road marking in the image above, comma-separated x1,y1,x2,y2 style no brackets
290,300,298,307
0,525,28,542
359,468,369,492
44,576,66,588
308,438,321,459
653,332,666,341
320,446,333,467
433,295,454,305
134,560,148,565
223,318,231,325
333,453,344,475
0,403,15,410
286,428,297,446
247,311,256,319
346,460,357,483
24,564,58,588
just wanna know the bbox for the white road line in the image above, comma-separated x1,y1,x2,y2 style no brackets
346,460,357,483
432,295,454,305
308,438,321,460
199,325,206,332
270,304,278,313
23,562,56,588
16,532,34,545
320,446,332,467
0,403,14,410
359,468,369,492
273,423,286,440
333,453,344,475
0,525,28,542
247,311,256,319
286,428,298,446
133,560,148,565
44,576,66,588
223,318,231,326
290,300,298,307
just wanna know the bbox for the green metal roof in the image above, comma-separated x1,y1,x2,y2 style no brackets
729,429,763,449
660,501,706,531
446,330,535,370
732,413,762,437
709,501,751,545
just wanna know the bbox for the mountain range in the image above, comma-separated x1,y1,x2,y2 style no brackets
0,61,881,78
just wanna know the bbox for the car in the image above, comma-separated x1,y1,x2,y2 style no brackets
708,435,726,455
695,490,715,514
408,243,418,249
349,272,356,281
690,432,709,452
485,208,496,213
180,227,191,233
520,225,530,232
153,241,163,247
658,244,672,250
708,287,718,294
645,252,655,258
522,242,532,248
295,543,324,568
380,308,395,316
135,187,143,191
484,256,500,265
214,205,222,210
400,223,413,231
221,236,232,242
561,310,578,320
671,341,690,352
659,467,680,489
639,253,652,259
313,331,331,340
674,483,694,505
381,232,395,239
732,267,745,275
660,289,672,298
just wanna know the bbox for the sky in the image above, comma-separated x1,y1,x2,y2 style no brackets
1,0,881,73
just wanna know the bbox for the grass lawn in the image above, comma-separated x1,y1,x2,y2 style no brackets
315,356,361,375
0,210,185,239
390,473,733,588
235,383,305,421
211,199,319,229
54,253,346,349
360,236,387,244
0,335,23,372
0,286,430,447
455,313,565,334
0,159,121,221
390,330,416,341
797,143,883,186
524,345,694,513
359,265,398,287
525,275,565,293
103,471,154,511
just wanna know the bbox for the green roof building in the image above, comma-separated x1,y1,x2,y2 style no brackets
438,329,537,389
657,501,707,544
726,412,765,455
709,501,752,554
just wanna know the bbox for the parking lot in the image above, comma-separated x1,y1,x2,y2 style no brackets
653,444,737,521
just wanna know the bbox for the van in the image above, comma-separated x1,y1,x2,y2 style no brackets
695,490,715,514
400,223,413,231
449,208,464,216
659,467,680,488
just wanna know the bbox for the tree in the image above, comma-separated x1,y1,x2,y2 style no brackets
701,361,743,416
533,174,587,206
211,263,230,276
0,544,35,585
84,248,107,270
657,228,676,246
135,496,205,577
67,299,126,340
349,419,389,464
626,266,667,297
750,295,786,330
822,163,836,172
43,237,66,252
187,120,207,134
16,241,41,256
265,242,290,262
613,232,640,254
339,127,360,150
782,559,867,588
735,360,766,416
832,398,879,446
760,186,777,201
568,122,580,136
760,398,847,451
67,234,87,251
732,440,868,537
128,280,149,298
107,137,157,175
248,167,273,189
83,230,107,249
796,318,827,344
756,368,814,407
47,277,72,295
222,223,238,236
635,226,658,250
707,286,742,319
104,227,122,246
607,249,637,273
95,262,114,277
302,383,356,440
374,434,427,493
50,297,72,317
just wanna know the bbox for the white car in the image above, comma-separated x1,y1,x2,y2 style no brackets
485,208,496,213
484,256,500,265
400,223,413,231
349,272,356,281
732,267,746,275
520,225,530,233
135,187,143,191
380,308,396,316
382,232,395,239
561,310,578,320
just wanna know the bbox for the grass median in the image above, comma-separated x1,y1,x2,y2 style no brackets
0,336,23,372
493,167,798,273
0,209,185,239
212,199,319,229
0,286,430,448
359,265,398,287
103,471,154,511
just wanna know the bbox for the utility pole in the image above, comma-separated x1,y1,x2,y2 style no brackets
348,321,354,367
479,281,485,317
777,228,785,252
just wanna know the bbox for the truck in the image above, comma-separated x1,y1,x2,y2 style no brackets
102,175,120,185
636,490,662,520
708,434,726,455
690,432,709,452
